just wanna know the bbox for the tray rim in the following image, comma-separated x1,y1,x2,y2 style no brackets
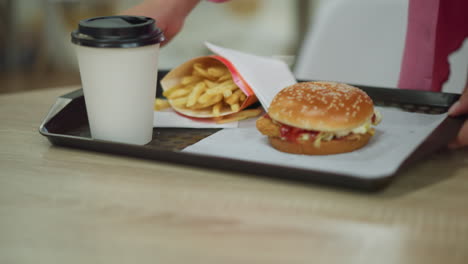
38,75,464,192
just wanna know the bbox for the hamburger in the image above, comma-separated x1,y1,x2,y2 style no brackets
256,82,381,155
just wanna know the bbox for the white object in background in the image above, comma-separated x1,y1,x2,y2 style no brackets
294,0,408,89
295,0,468,94
443,38,468,94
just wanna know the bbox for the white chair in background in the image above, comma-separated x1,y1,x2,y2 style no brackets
294,0,467,93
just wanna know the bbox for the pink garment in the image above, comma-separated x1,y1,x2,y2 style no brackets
207,0,467,92
398,0,468,92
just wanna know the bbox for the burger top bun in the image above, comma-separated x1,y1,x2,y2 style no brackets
268,82,374,132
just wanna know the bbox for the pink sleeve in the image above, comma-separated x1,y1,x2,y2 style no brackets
398,0,468,92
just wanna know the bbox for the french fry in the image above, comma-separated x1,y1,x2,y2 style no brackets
204,79,217,88
239,92,247,101
154,98,171,111
234,89,244,96
186,82,206,107
207,66,227,78
207,94,224,105
197,91,222,105
218,73,231,82
166,88,191,99
233,89,246,103
205,80,237,95
164,59,251,121
212,101,223,117
162,83,184,98
230,103,240,112
193,63,215,80
215,108,263,124
225,93,239,106
191,94,223,109
181,75,202,85
197,92,213,104
222,89,233,98
171,97,189,107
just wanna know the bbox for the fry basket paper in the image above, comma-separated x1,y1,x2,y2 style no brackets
154,108,238,128
153,108,260,128
155,42,296,128
182,107,448,179
160,55,256,118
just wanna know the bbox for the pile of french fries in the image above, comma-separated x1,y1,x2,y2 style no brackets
163,61,246,115
156,61,262,123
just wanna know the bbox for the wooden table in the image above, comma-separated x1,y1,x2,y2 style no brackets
1,86,468,264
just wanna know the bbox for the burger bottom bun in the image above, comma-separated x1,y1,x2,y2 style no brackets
268,133,372,155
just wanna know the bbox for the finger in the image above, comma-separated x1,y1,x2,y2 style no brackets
448,119,468,149
159,22,183,46
448,82,468,116
119,0,189,47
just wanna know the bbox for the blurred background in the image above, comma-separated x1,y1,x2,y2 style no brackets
2,0,465,95
0,0,326,94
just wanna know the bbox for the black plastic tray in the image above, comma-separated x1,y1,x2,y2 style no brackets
39,70,463,191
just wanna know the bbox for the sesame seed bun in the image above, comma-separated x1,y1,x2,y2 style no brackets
268,133,372,155
268,82,374,131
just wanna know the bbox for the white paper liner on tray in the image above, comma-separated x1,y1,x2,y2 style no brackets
182,107,448,179
154,108,238,128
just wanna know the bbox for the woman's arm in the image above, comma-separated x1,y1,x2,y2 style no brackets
122,0,201,46
122,0,231,46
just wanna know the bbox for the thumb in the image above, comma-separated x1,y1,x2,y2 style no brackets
159,20,184,47
448,83,468,116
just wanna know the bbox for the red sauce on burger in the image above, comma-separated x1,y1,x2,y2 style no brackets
264,114,319,143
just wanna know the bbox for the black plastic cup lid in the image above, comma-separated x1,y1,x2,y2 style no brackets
71,15,165,48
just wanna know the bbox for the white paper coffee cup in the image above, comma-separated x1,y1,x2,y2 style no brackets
71,16,164,145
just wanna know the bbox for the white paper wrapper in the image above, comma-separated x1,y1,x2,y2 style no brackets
182,107,448,179
206,42,297,109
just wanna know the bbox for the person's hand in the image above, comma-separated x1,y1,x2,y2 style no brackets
121,0,201,46
448,82,468,149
